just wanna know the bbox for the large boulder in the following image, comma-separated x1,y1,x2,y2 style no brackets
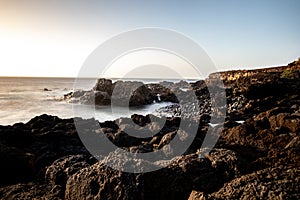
65,149,241,200
45,155,94,187
112,81,154,106
44,155,95,199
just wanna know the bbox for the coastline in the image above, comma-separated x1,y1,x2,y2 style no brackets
0,61,299,199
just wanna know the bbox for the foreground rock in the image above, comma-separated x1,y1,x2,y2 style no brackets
209,167,300,199
189,167,300,200
64,148,240,200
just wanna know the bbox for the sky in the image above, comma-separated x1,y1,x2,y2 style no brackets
0,0,299,77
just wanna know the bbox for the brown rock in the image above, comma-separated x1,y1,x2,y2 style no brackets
206,167,300,200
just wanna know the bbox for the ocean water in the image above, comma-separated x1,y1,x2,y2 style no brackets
0,77,173,125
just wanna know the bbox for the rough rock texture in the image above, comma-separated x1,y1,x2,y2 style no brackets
65,149,240,200
189,167,300,200
45,155,95,194
207,167,300,200
0,60,300,199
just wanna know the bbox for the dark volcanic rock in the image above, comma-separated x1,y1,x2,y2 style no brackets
0,143,35,185
205,167,300,200
0,115,91,186
113,81,154,106
64,149,240,200
93,78,114,95
45,155,95,187
269,113,300,133
0,183,56,200
64,79,180,107
131,114,151,126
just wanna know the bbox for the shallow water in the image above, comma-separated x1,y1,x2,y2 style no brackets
0,77,173,125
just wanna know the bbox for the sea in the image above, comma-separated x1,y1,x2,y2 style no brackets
0,77,175,125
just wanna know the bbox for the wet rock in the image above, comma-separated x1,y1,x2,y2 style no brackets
64,79,180,107
43,88,51,91
72,90,85,98
26,114,61,130
113,81,153,106
131,114,151,126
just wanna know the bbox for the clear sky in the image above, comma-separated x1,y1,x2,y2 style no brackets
0,0,299,77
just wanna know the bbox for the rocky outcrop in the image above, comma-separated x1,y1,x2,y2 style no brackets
45,155,95,190
64,79,183,106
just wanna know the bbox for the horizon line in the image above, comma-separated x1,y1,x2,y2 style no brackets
0,62,292,79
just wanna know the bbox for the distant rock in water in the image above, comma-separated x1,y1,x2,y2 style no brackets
43,88,51,91
64,78,180,106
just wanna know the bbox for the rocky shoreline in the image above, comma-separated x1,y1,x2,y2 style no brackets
0,60,299,199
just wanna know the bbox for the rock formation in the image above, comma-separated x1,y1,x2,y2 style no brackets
0,61,299,199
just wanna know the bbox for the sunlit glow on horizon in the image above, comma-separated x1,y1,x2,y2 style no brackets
0,0,299,77
102,49,204,79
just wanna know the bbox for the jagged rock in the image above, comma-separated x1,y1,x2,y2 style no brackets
112,81,153,106
206,167,300,200
65,149,241,200
93,78,113,94
188,191,205,200
131,114,151,126
157,131,176,149
284,136,300,149
205,148,241,180
269,113,300,133
64,79,180,107
45,155,94,187
65,161,142,200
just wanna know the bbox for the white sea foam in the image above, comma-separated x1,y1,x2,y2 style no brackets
0,77,174,125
